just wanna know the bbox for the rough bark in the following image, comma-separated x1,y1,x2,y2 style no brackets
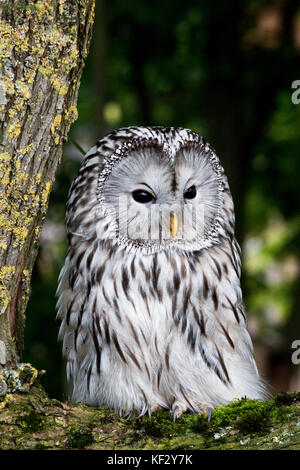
0,364,300,450
0,0,95,365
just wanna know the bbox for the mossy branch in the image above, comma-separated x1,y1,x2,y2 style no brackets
0,364,300,450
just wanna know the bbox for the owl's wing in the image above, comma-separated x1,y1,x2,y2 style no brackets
176,238,257,388
57,248,88,383
56,145,105,393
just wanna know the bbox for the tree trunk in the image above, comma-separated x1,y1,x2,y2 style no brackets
0,0,95,366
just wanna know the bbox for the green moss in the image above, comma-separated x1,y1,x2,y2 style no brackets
184,413,210,434
210,398,270,433
235,405,270,434
66,425,95,449
272,392,300,407
15,406,46,433
129,394,300,446
207,394,300,437
130,409,210,439
35,442,47,450
267,393,300,424
132,411,180,438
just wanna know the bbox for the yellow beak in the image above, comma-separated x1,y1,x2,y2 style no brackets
170,211,178,237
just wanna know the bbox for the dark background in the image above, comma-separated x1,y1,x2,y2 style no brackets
23,0,300,401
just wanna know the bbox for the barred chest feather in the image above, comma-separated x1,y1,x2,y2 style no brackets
58,237,266,416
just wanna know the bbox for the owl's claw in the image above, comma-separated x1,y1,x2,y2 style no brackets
195,402,214,422
171,399,214,421
171,400,187,421
172,406,182,421
149,403,164,416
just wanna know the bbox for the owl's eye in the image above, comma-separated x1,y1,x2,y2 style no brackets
184,185,197,200
132,189,155,204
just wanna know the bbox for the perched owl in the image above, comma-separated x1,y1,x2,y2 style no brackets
57,126,267,419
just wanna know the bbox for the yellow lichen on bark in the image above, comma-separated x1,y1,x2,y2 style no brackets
8,121,21,138
65,105,79,124
0,266,15,314
51,115,62,145
0,152,45,248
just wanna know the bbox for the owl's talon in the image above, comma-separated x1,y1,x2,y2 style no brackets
148,403,164,418
195,402,214,421
150,403,164,415
171,400,187,421
172,399,214,421
172,406,181,421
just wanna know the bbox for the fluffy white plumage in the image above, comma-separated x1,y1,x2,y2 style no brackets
57,126,267,418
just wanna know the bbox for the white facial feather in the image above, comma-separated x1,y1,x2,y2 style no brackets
101,141,224,250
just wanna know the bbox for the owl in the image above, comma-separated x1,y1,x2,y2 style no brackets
57,126,267,419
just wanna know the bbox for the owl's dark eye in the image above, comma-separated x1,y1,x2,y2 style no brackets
184,185,197,200
132,189,155,203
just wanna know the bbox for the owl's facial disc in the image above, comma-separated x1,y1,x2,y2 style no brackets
101,140,223,251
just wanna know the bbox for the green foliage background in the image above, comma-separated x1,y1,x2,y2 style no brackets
23,0,300,400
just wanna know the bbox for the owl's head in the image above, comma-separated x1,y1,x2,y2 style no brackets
68,127,235,254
